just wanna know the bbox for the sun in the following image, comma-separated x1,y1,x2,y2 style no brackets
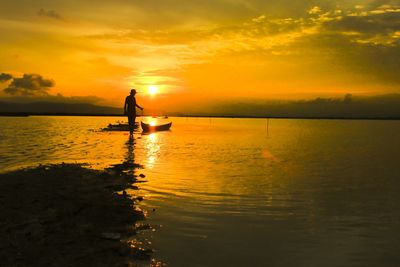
148,85,158,95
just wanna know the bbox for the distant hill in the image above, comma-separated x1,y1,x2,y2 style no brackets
0,101,121,115
1,94,400,119
167,94,400,119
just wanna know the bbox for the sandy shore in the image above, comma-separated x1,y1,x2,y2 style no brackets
0,163,159,266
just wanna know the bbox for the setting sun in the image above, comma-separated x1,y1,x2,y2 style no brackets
148,85,158,95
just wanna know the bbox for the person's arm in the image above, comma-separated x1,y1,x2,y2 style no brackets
136,103,143,110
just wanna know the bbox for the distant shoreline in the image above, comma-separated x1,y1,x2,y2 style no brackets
1,112,400,120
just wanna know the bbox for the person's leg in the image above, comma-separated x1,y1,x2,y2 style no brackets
128,114,133,134
132,112,137,132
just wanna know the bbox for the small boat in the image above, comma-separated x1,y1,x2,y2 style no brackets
141,121,172,132
103,122,138,131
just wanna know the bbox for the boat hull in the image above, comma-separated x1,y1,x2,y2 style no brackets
141,121,172,132
103,123,138,131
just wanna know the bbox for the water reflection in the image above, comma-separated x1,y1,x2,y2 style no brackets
261,148,281,163
107,134,143,178
123,135,136,177
135,118,400,266
144,133,160,169
2,117,400,266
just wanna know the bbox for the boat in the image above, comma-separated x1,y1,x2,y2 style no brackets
103,122,138,131
141,121,172,132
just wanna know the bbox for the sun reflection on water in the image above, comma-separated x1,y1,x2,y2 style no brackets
149,133,157,141
145,133,160,169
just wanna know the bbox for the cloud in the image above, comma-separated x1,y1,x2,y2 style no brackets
3,74,55,96
37,8,63,20
0,72,110,105
308,6,322,15
83,3,399,92
79,2,399,58
367,0,399,9
0,73,13,82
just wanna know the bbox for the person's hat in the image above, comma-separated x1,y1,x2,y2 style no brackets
130,89,136,94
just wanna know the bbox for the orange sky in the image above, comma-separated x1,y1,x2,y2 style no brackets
0,0,399,108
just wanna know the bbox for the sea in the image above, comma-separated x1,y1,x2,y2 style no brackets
1,116,400,266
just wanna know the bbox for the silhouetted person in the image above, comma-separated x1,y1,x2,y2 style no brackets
124,89,143,134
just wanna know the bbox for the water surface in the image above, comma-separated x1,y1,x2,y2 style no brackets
1,116,400,266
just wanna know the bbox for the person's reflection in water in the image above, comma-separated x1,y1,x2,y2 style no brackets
126,135,135,163
108,134,141,178
122,134,138,177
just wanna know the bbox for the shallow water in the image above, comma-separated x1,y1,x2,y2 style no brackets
1,116,400,266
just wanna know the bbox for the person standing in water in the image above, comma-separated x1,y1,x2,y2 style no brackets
124,89,143,134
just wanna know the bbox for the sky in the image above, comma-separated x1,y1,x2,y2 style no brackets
0,0,399,109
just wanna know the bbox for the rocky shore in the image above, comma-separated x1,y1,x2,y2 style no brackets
0,163,159,266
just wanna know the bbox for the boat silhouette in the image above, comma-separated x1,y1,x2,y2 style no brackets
141,121,172,132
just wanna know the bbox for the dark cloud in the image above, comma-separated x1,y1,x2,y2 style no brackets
367,0,400,9
302,8,400,84
0,73,13,82
324,11,400,36
3,74,54,96
37,8,63,20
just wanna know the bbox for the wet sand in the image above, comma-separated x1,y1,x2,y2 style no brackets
0,163,158,266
